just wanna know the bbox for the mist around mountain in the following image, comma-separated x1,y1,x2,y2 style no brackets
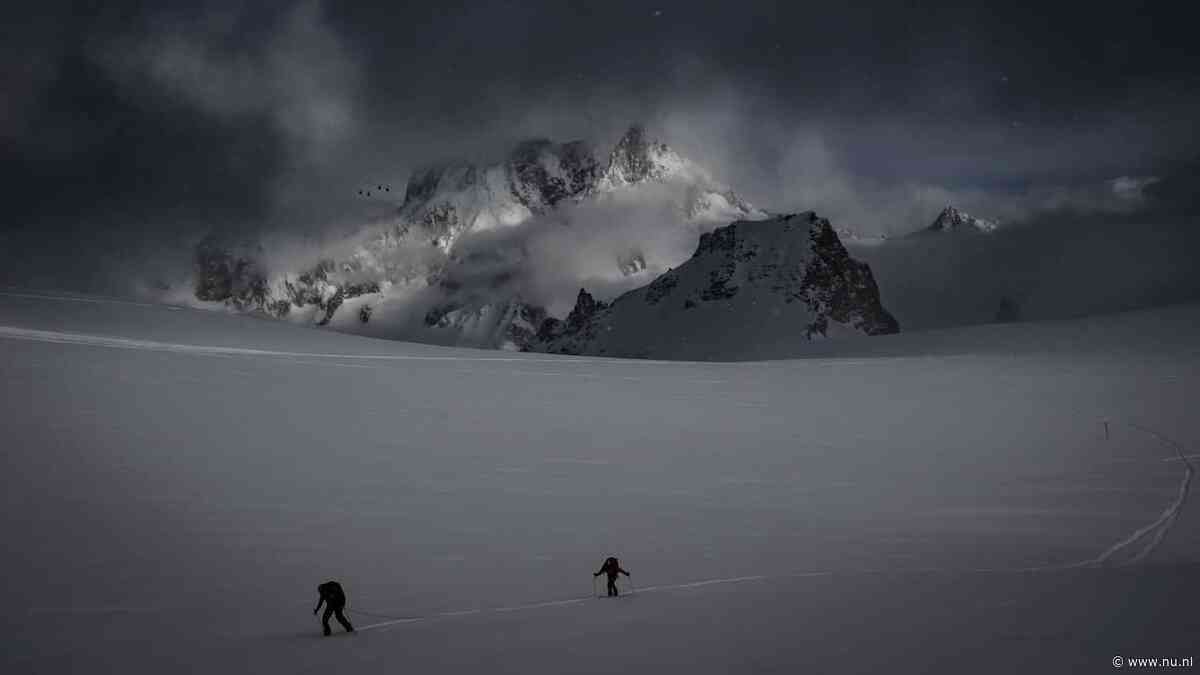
181,125,816,355
844,202,1200,332
173,125,1200,358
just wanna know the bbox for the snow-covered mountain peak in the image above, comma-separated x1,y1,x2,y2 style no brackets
530,212,899,358
397,137,602,232
381,125,760,259
191,124,765,339
927,206,999,233
598,125,688,189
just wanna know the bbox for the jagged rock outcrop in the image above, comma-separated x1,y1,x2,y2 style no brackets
509,139,601,209
193,242,382,325
598,125,684,189
920,206,999,234
193,237,270,311
527,213,898,359
424,298,549,351
386,125,759,255
536,288,607,346
275,259,381,325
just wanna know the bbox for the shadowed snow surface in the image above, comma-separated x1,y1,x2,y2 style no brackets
2,290,1198,673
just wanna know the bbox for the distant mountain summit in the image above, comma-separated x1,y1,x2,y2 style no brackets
597,125,685,189
922,206,999,234
528,212,899,359
186,129,905,358
392,125,758,253
191,125,764,333
398,137,604,252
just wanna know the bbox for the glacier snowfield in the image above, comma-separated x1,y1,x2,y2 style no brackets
2,290,1198,674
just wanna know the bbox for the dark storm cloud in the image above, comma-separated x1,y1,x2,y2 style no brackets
2,0,1198,292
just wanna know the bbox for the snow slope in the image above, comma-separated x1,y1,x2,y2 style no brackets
2,290,1198,673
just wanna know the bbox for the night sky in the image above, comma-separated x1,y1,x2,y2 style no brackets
2,1,1198,291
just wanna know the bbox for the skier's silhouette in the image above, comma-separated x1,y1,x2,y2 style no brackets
594,556,631,597
313,580,355,636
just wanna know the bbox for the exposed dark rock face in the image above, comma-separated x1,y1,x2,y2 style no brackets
644,270,678,305
343,281,382,298
566,288,606,331
193,239,234,302
604,125,673,185
502,302,548,351
527,213,899,358
193,237,269,311
534,289,608,350
194,242,381,324
559,141,603,196
535,316,563,344
508,139,601,209
800,217,900,338
701,261,740,302
281,260,335,307
280,259,381,325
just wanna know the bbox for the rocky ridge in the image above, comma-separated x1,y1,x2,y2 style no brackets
194,125,761,330
527,212,899,359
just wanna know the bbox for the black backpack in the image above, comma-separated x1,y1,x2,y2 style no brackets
320,581,346,604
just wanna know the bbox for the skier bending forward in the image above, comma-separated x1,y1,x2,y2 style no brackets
314,580,355,636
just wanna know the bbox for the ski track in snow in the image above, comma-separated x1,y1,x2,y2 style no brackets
1087,423,1194,567
0,290,170,309
350,575,783,632
0,325,597,365
0,325,734,388
349,509,1195,636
